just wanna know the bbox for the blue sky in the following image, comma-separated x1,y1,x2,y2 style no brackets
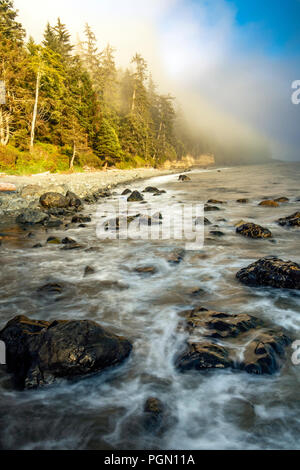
233,0,300,56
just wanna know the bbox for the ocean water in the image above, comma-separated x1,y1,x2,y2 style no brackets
0,162,299,450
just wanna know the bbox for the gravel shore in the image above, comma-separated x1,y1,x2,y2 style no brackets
0,168,175,216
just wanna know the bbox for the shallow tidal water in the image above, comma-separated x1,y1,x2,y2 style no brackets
0,162,300,450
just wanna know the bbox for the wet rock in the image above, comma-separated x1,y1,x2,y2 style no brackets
61,243,84,251
236,199,249,204
134,266,157,275
207,199,226,204
167,249,185,265
62,237,77,245
258,200,279,208
175,306,291,375
121,189,132,196
204,205,221,212
32,243,43,249
143,186,160,193
0,315,133,390
195,217,211,226
46,237,61,245
236,256,300,289
236,223,272,239
276,211,300,228
127,191,144,202
84,266,95,277
183,307,260,339
209,230,225,237
16,209,49,226
176,342,232,372
37,282,65,300
71,215,92,224
274,197,289,203
178,175,191,182
44,219,63,228
143,397,165,431
153,190,166,196
66,191,83,209
241,330,291,375
40,192,69,209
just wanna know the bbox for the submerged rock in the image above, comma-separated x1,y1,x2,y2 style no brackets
0,315,133,390
84,266,95,277
258,200,279,208
204,205,221,212
236,222,272,239
236,256,300,289
274,197,289,203
16,209,49,225
134,266,157,275
207,199,226,204
143,397,165,431
276,211,300,228
71,215,91,224
175,306,291,375
236,199,249,204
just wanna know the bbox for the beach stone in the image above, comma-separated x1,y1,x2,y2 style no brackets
207,199,226,204
16,209,49,225
66,191,82,209
258,200,279,208
204,205,221,212
40,192,69,209
236,256,300,289
46,237,61,245
84,266,95,277
0,315,132,390
143,186,160,193
178,175,191,182
71,215,91,224
121,189,132,196
276,211,300,227
236,222,272,239
127,191,144,202
134,266,157,275
274,197,289,203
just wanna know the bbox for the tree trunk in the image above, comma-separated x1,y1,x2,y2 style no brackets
30,70,41,151
131,86,136,113
70,142,76,169
0,107,10,146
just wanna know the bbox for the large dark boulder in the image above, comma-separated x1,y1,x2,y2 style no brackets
175,306,292,375
0,315,132,390
236,257,300,289
236,222,272,239
276,211,300,228
40,192,69,209
16,209,49,225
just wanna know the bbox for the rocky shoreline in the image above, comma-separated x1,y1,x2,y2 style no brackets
0,168,177,218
